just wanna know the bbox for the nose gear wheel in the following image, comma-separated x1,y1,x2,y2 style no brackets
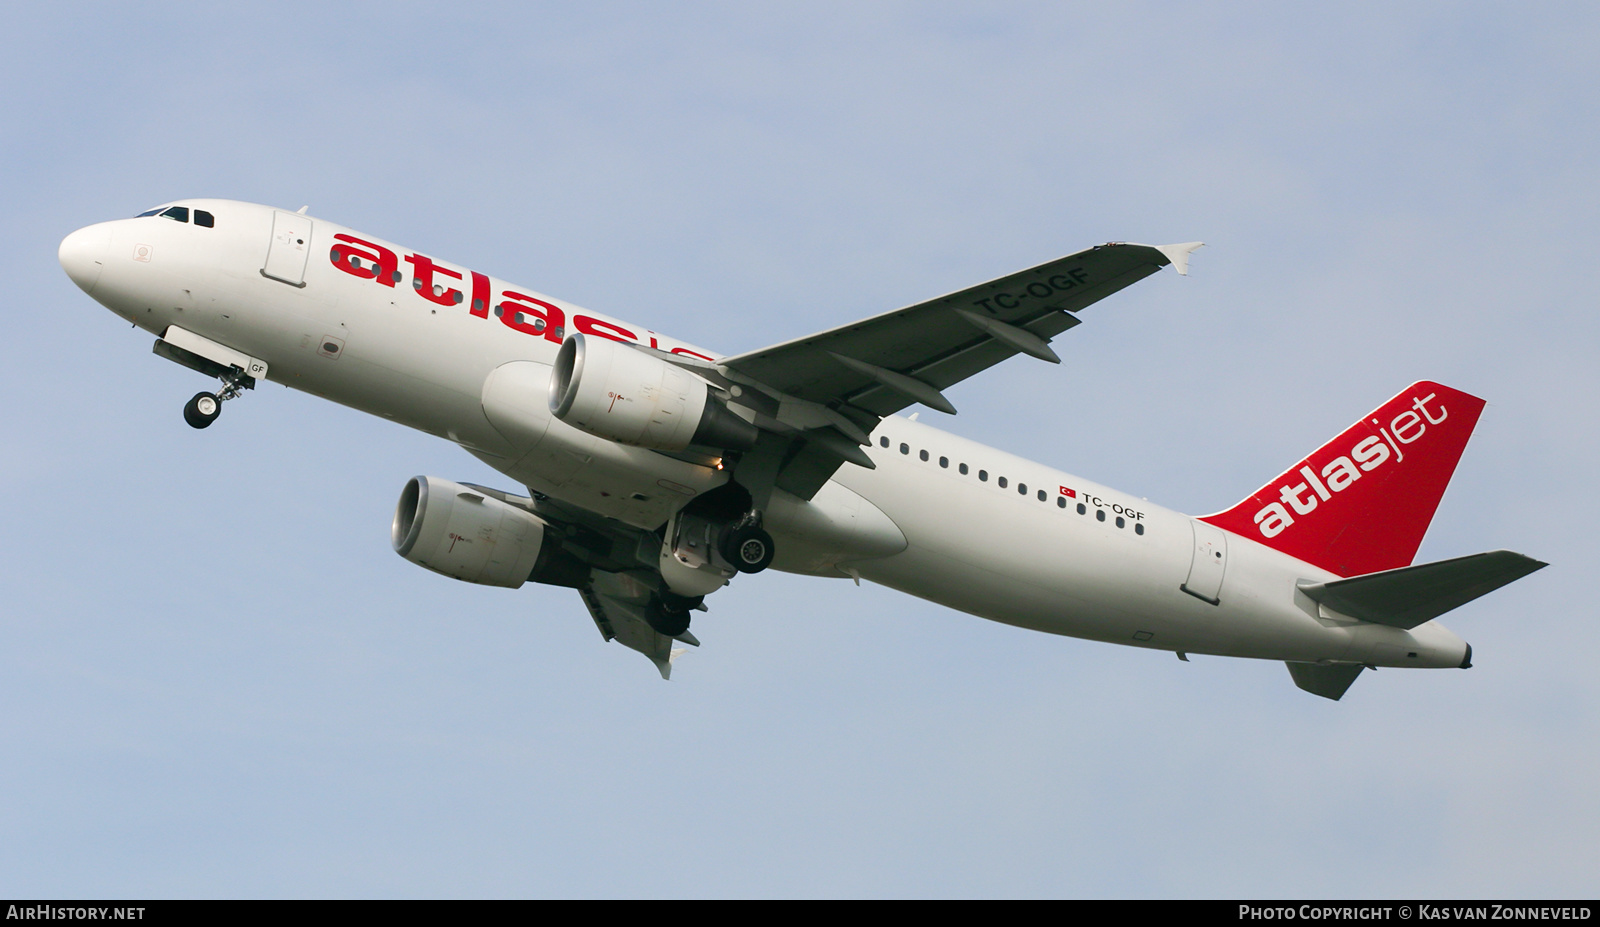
181,367,253,429
183,392,221,429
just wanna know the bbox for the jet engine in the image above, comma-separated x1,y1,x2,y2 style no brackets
392,476,549,588
548,333,758,452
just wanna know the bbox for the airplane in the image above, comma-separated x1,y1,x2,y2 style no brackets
57,199,1546,700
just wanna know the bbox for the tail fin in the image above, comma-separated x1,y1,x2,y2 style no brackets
1201,381,1485,577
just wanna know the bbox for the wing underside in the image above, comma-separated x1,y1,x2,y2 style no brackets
579,569,698,679
715,241,1200,500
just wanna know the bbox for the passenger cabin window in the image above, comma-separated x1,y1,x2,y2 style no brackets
194,210,215,228
900,448,1148,536
160,206,189,223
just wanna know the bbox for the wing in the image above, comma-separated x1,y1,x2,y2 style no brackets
714,241,1201,499
492,241,1200,675
579,570,699,679
721,241,1200,415
461,483,701,678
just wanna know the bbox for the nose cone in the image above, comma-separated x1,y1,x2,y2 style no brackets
59,223,111,294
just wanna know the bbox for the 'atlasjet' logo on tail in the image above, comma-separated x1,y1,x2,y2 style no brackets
1253,393,1448,539
1202,380,1483,577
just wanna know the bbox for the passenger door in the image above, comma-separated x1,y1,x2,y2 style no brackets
262,210,313,286
1181,519,1228,604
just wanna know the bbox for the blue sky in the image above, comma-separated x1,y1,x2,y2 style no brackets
3,3,1596,897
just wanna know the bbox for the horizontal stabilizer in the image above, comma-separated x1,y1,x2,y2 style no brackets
1298,550,1546,630
1287,662,1365,700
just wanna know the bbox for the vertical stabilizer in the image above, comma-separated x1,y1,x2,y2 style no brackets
1202,382,1484,577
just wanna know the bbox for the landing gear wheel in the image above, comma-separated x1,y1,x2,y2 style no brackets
183,392,221,429
721,525,775,574
644,598,692,637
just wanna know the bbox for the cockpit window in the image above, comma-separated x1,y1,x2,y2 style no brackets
135,207,164,217
160,207,189,223
194,210,214,228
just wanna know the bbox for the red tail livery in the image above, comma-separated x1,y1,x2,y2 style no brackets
1202,381,1485,577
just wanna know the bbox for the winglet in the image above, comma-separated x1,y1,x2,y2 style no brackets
1155,241,1205,276
651,647,688,680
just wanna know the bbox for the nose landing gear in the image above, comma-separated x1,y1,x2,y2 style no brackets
181,367,252,430
150,328,265,431
183,392,221,428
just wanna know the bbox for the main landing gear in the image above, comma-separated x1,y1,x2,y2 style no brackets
644,591,702,638
643,521,771,638
646,491,776,639
181,368,252,430
720,522,775,574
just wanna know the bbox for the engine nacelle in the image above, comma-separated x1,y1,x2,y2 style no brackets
392,476,548,588
548,333,758,452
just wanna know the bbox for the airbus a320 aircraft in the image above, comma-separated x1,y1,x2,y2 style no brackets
58,200,1545,699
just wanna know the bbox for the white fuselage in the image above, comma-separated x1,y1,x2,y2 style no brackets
60,199,1469,670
